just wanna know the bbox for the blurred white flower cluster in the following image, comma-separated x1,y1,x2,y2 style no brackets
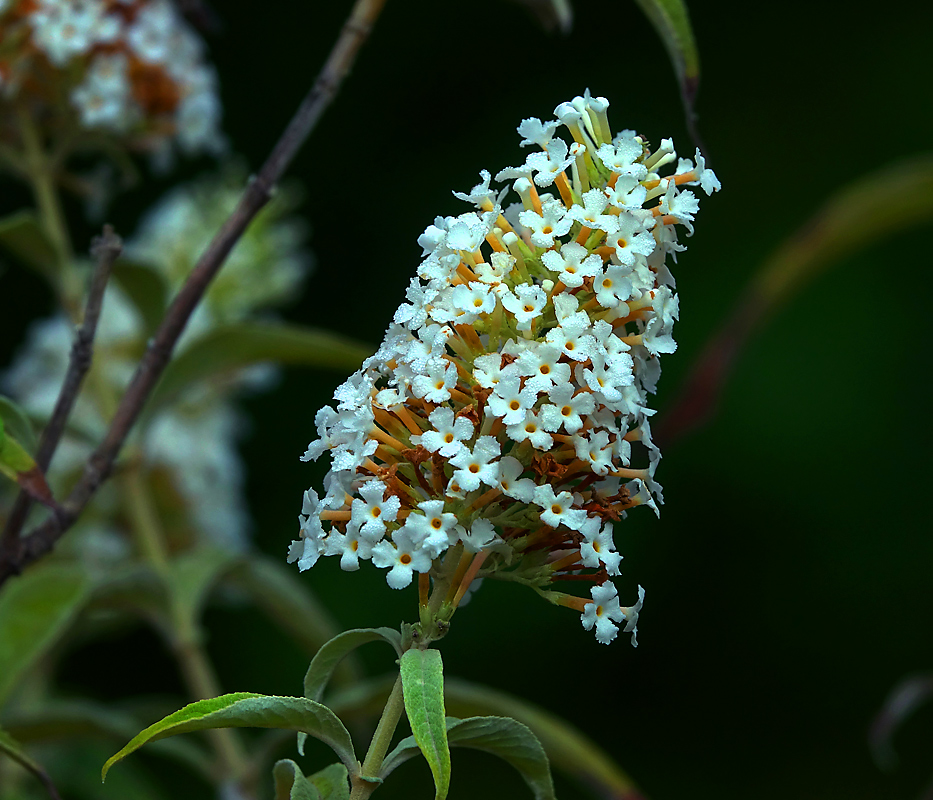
292,91,720,644
2,173,311,557
0,0,222,156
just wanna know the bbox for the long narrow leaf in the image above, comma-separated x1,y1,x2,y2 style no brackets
660,155,933,443
0,418,54,505
0,395,37,453
304,628,402,704
0,563,91,706
632,0,700,132
0,726,62,800
149,322,373,411
400,650,450,800
381,716,555,800
102,694,357,782
444,677,642,800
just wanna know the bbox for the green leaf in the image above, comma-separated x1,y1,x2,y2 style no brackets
224,555,350,662
299,627,402,757
101,693,357,782
110,260,168,334
273,759,321,800
400,649,450,800
661,155,933,442
166,546,237,628
0,210,59,280
444,677,642,800
0,563,92,707
631,0,700,120
149,322,373,410
0,417,53,505
307,762,350,800
3,700,211,779
0,394,37,453
382,716,555,800
0,725,61,799
507,0,573,33
304,628,403,704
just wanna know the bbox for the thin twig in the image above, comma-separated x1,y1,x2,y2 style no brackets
0,226,121,547
0,0,388,586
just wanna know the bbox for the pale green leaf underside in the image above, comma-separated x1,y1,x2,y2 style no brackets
304,628,403,704
381,716,555,800
299,627,403,757
273,759,321,800
102,694,357,782
400,649,450,800
444,677,642,799
307,762,351,800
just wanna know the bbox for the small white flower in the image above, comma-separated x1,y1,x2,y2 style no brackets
449,436,501,492
351,481,400,539
371,531,433,589
506,409,553,451
581,583,626,644
501,284,547,330
412,358,458,403
518,197,572,249
541,241,602,289
534,484,587,531
417,406,474,457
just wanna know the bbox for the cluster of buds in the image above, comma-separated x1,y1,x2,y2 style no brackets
0,0,221,155
290,91,719,644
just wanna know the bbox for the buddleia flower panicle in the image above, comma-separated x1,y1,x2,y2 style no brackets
0,0,222,157
291,91,720,645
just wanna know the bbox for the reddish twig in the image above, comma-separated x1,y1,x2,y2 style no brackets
0,0,389,586
1,226,121,546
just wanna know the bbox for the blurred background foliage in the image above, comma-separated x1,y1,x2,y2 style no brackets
1,0,932,798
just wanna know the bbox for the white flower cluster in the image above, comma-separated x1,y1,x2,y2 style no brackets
0,0,222,155
292,91,720,644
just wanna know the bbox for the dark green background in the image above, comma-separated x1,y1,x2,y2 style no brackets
2,1,932,798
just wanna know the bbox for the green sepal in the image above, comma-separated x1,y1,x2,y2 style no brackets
400,649,450,800
298,627,401,756
0,394,37,453
101,694,357,782
0,563,92,707
148,322,373,411
380,716,555,800
0,210,59,281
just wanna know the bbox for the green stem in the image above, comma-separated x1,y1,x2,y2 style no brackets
122,464,250,784
349,674,405,800
16,105,81,311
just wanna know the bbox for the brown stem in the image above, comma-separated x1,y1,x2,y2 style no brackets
0,0,389,587
1,227,121,550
